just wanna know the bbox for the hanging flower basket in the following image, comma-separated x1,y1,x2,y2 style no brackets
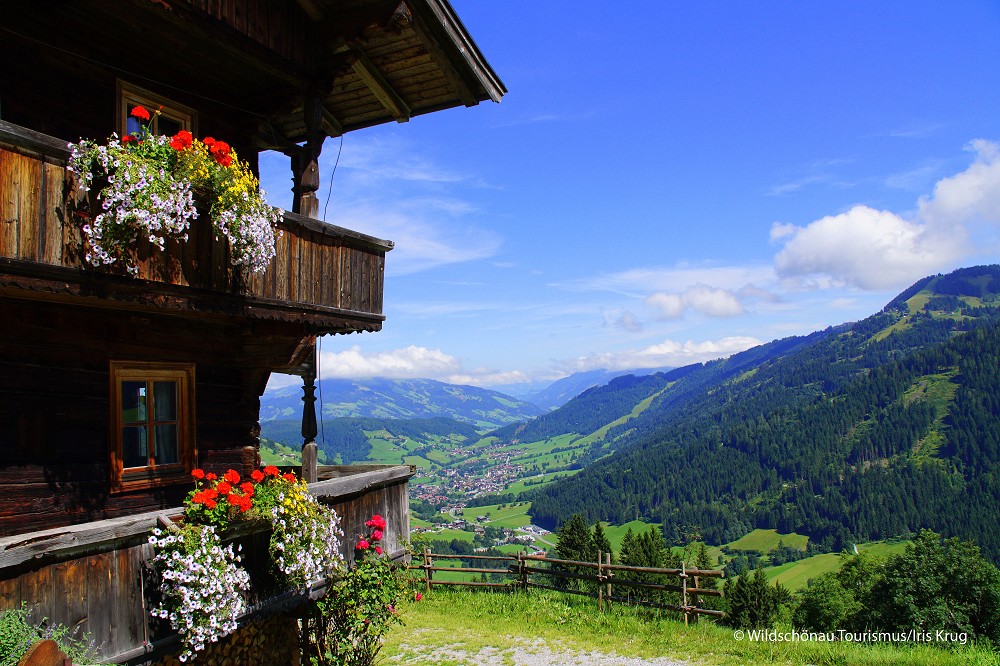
67,106,282,277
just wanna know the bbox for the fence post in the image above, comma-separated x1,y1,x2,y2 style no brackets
693,573,701,624
605,552,612,607
517,552,527,590
423,547,432,593
597,550,604,612
681,561,689,626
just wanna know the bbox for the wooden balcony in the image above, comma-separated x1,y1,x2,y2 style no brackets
0,120,391,333
0,464,414,664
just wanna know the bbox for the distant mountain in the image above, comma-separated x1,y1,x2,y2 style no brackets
260,377,544,429
528,265,1000,562
521,367,675,411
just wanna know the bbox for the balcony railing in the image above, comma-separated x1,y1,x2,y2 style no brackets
0,464,413,664
0,120,390,323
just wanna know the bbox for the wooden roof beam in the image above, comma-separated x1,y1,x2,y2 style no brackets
406,4,478,106
350,49,411,122
321,107,344,137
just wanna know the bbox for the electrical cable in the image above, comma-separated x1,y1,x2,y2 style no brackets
322,135,344,222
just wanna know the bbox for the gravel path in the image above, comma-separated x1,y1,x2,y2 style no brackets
388,637,690,665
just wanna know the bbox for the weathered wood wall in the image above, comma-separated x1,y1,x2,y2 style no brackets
0,465,412,664
0,295,269,536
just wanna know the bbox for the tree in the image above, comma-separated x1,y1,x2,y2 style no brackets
553,513,596,591
592,521,613,562
556,514,595,563
793,572,858,631
726,568,784,629
864,530,1000,641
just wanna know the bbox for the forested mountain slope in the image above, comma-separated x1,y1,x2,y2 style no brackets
529,265,1000,562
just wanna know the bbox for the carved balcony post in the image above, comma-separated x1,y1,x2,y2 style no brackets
301,341,319,482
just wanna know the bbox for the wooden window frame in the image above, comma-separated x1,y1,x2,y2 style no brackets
117,80,197,138
109,361,196,493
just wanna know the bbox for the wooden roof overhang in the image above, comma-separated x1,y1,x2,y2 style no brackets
0,0,505,151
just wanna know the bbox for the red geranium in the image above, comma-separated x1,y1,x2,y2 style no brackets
264,465,280,477
240,482,254,495
191,468,205,480
223,469,240,484
374,545,383,555
371,529,383,541
366,514,387,530
206,473,217,481
169,130,193,151
216,481,232,495
130,105,150,122
356,539,370,550
208,140,232,167
251,469,265,483
282,473,297,483
121,135,137,144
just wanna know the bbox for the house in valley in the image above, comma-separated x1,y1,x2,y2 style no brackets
0,1,502,662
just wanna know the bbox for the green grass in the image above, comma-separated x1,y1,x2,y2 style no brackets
573,388,666,447
601,520,660,554
385,588,996,665
504,471,576,496
765,541,911,591
727,529,809,553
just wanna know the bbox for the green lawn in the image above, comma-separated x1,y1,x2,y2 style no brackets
385,588,995,666
727,528,809,553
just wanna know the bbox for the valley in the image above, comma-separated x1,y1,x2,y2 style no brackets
262,265,1000,575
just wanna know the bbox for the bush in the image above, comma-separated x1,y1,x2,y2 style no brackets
0,604,96,666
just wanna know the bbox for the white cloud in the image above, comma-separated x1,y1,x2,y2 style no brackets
646,284,745,319
615,311,643,333
311,345,535,388
773,140,1000,290
562,336,762,373
318,345,461,379
558,263,776,296
259,137,502,276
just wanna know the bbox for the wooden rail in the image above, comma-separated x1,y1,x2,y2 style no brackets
408,550,725,623
0,119,390,323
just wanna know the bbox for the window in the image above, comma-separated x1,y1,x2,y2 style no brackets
110,361,196,491
117,81,196,138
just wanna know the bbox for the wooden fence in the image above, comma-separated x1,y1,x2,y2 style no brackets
409,549,725,625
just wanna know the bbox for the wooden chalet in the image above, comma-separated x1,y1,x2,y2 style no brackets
0,1,503,662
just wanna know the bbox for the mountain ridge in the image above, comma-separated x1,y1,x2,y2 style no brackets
527,264,1000,561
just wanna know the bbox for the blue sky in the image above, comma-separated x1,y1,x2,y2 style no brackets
263,1,1000,392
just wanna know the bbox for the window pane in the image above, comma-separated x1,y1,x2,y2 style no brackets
122,382,147,423
122,426,147,468
153,381,178,421
154,424,179,465
158,116,182,137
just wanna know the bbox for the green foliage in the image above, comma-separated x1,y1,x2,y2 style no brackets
303,516,408,666
592,521,612,562
555,514,595,564
791,531,1000,642
0,605,36,666
0,604,96,666
530,266,1000,563
864,530,1000,641
792,571,859,631
725,567,787,629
